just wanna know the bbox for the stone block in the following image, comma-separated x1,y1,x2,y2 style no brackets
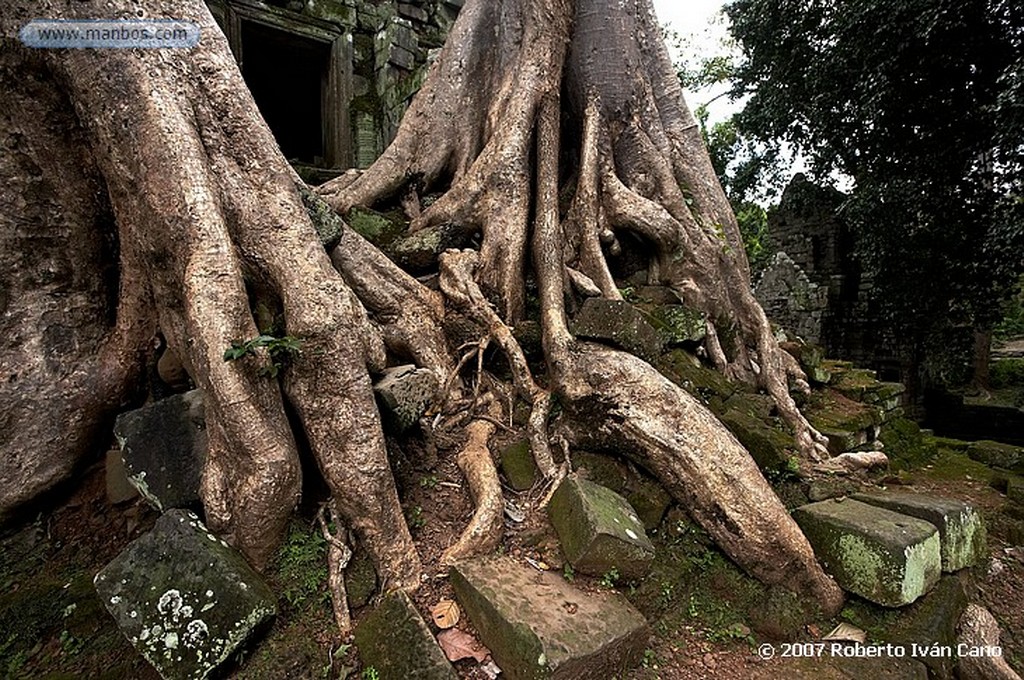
94,509,276,680
450,555,648,680
500,439,537,491
570,298,662,363
114,391,207,512
572,452,671,531
354,591,457,680
718,408,794,472
373,365,439,432
642,304,706,347
887,576,969,680
852,491,986,572
793,499,941,607
657,349,738,402
548,476,654,580
967,440,1024,472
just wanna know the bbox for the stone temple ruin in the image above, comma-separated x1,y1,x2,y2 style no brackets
754,174,897,380
206,0,463,182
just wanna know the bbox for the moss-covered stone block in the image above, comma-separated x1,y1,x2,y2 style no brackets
832,368,880,401
641,304,707,347
345,205,405,247
389,223,471,272
886,576,968,680
501,439,538,491
354,591,457,680
548,476,654,580
852,491,986,572
572,452,671,530
879,418,938,469
793,499,941,607
718,408,795,472
806,390,882,455
932,436,970,453
94,509,277,680
780,341,831,385
344,548,378,610
656,349,738,404
299,184,345,250
570,298,663,363
450,555,648,680
967,440,1024,472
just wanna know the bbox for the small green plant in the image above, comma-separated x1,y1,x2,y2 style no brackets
599,567,620,589
362,667,380,680
562,563,575,582
419,475,439,490
223,333,303,378
58,629,84,656
276,522,327,609
641,648,658,669
406,505,425,530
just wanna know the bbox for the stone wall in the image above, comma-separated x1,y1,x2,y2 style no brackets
207,0,462,179
755,175,898,376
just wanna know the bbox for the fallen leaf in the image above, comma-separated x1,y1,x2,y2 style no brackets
822,622,867,644
431,599,461,629
437,628,490,663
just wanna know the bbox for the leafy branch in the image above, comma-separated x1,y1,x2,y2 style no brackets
223,334,303,378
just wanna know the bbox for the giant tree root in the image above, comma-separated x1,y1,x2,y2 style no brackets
17,0,424,589
440,399,504,565
957,605,1022,680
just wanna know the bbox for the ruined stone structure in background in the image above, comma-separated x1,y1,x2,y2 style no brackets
206,0,462,183
755,174,898,379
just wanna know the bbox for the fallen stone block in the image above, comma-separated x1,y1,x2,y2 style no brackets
570,298,662,362
354,591,457,680
450,555,648,680
373,365,439,432
852,491,986,572
642,304,707,347
114,391,207,512
94,509,276,680
572,452,670,531
793,498,941,607
887,575,969,680
500,439,537,491
967,440,1024,472
717,407,795,472
548,476,654,580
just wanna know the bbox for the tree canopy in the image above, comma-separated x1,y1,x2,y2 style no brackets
725,0,1024,380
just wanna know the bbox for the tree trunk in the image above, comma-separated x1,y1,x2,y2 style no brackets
2,0,843,614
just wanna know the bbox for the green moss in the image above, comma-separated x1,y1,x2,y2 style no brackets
879,418,937,470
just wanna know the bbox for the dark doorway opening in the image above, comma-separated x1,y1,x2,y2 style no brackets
240,21,329,165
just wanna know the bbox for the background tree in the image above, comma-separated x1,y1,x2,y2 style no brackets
725,0,1024,390
1,0,846,616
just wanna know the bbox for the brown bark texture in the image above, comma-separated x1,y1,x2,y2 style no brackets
1,0,844,613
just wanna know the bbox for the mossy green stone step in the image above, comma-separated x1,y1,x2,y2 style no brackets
852,491,986,572
793,499,941,607
450,555,648,680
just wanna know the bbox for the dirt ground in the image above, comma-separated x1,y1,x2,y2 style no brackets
1,441,1022,680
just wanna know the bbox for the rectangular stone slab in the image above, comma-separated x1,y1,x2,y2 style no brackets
852,491,986,572
354,591,457,680
793,498,941,607
95,509,276,680
548,476,654,580
450,555,648,680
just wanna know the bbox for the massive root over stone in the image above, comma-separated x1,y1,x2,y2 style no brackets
320,0,842,611
8,0,842,614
